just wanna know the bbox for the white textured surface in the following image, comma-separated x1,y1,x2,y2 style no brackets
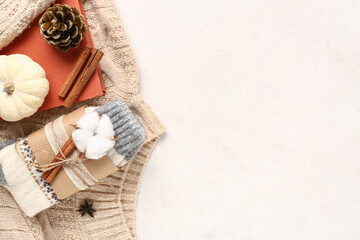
114,0,360,239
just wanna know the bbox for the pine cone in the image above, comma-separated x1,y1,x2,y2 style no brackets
39,4,87,52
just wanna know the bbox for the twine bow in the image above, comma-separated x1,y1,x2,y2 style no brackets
17,119,119,203
32,149,86,172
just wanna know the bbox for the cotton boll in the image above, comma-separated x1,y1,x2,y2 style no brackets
85,135,115,159
76,111,100,131
74,112,116,159
84,106,97,113
72,129,94,152
96,115,115,139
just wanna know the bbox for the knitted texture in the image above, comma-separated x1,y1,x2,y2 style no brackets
0,139,17,185
96,100,146,161
0,0,165,239
0,139,16,151
0,140,58,217
0,0,55,49
0,164,5,185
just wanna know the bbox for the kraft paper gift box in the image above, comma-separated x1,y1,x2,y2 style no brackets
0,100,145,217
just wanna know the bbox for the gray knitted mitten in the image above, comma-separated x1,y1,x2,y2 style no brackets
0,100,145,217
96,100,145,162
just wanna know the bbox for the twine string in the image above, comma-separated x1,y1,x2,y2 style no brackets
31,149,86,172
22,119,119,201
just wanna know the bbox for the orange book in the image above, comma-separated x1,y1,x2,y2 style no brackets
0,0,105,112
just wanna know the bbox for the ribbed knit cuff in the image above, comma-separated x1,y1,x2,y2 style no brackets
128,95,166,142
0,140,58,217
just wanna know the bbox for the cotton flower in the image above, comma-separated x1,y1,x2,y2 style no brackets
85,135,115,159
72,129,93,152
96,114,115,138
72,111,116,159
76,111,100,131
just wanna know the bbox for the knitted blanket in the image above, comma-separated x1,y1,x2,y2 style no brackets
0,0,165,239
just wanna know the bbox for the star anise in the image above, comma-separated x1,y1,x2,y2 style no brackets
77,200,96,218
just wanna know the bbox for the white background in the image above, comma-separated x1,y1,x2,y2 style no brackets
114,0,360,239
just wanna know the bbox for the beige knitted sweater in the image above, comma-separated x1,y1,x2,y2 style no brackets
0,0,165,239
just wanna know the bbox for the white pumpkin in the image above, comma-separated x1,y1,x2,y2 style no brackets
0,54,49,122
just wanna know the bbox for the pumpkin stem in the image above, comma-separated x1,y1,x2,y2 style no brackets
3,83,15,95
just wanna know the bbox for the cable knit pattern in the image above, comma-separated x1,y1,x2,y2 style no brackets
0,0,55,49
0,0,165,239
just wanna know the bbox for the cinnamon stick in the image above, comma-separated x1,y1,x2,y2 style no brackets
59,46,92,98
63,49,104,108
42,136,75,183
